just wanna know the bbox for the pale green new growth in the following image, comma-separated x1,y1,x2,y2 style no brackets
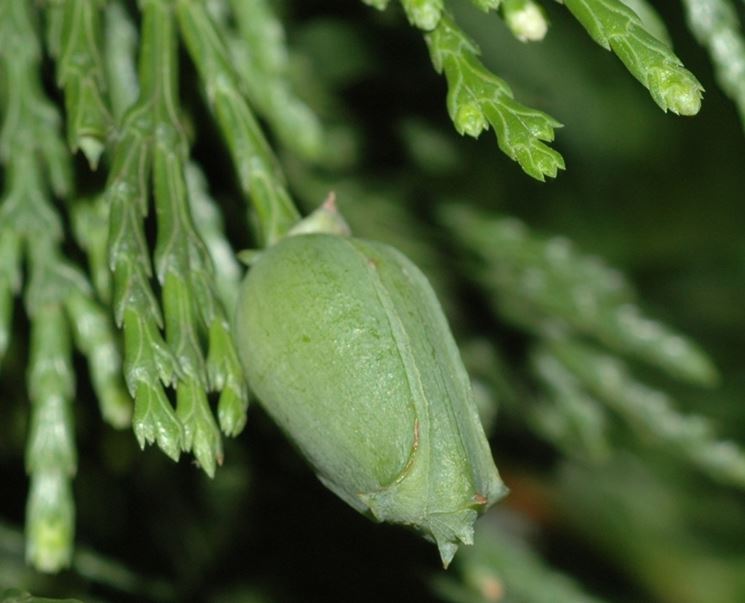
401,0,444,30
563,0,704,115
51,0,113,169
550,339,745,489
502,0,549,42
681,0,745,126
426,16,564,180
24,472,75,574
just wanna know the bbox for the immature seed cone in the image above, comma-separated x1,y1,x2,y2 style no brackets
235,233,506,566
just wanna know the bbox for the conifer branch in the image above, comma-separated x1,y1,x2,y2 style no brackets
682,0,745,125
103,0,250,472
50,0,113,168
530,348,610,462
443,205,718,385
71,196,112,302
176,0,301,245
104,1,139,121
426,15,565,180
549,338,745,489
66,291,132,428
184,163,241,314
0,0,128,571
105,49,183,460
563,0,704,114
226,0,325,161
24,301,76,572
359,0,552,168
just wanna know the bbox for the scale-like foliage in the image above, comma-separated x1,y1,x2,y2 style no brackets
427,15,564,180
0,0,744,600
563,0,703,114
682,0,745,126
442,204,717,385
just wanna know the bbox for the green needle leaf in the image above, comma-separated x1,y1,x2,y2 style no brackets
121,307,181,450
426,15,565,180
95,0,191,462
0,0,120,574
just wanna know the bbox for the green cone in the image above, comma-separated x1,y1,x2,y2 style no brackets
235,233,506,566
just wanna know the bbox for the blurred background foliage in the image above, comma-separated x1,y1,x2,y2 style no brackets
1,0,745,602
